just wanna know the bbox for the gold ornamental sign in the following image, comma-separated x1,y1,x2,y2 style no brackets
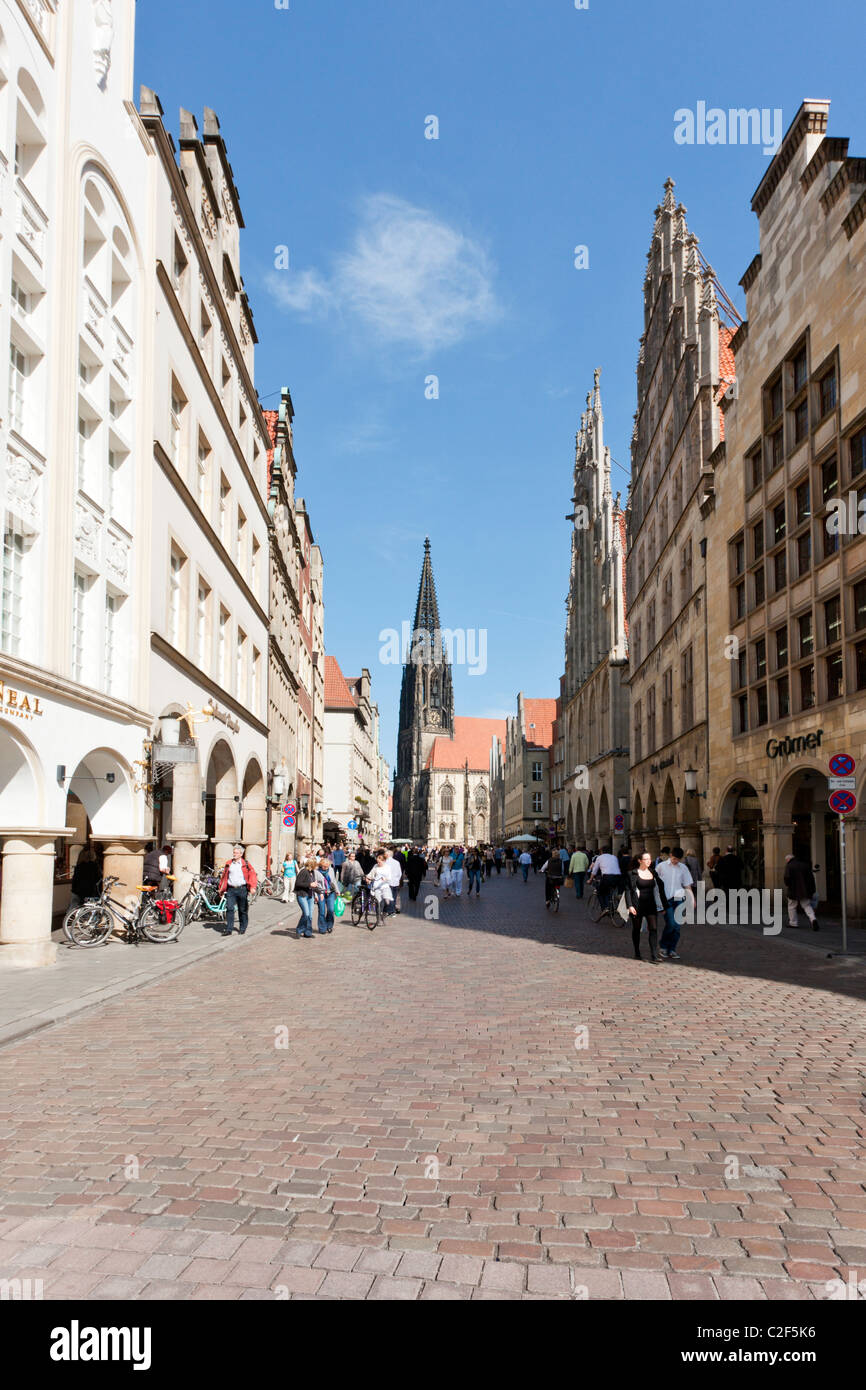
0,680,44,721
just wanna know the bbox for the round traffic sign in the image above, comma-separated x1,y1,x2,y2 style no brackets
347,819,357,830
829,753,856,777
282,802,297,828
829,789,857,816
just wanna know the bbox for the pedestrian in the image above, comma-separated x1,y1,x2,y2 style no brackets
70,847,101,907
218,843,258,937
625,850,667,963
655,847,693,960
494,846,503,874
340,850,363,897
450,846,465,897
331,842,346,880
484,846,495,879
368,852,393,913
314,857,337,933
683,846,701,885
281,852,298,903
706,847,722,889
406,846,427,901
588,844,623,912
293,857,317,937
655,846,671,871
569,844,589,898
440,847,454,899
518,849,532,882
783,854,819,931
467,847,484,896
383,848,403,914
716,844,743,913
541,850,565,906
617,843,632,879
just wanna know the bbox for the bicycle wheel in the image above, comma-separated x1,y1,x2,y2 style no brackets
587,889,604,922
553,890,560,914
66,905,113,948
351,892,364,925
140,902,183,943
366,898,381,931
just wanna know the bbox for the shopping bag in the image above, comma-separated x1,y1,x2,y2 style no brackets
565,876,573,888
616,892,629,924
333,896,345,918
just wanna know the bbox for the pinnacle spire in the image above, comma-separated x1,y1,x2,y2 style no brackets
412,537,443,639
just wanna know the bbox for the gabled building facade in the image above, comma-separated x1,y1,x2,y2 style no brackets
503,695,557,842
563,369,629,851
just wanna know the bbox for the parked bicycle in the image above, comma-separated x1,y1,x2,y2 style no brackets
254,871,284,901
350,882,383,931
63,876,185,948
180,872,226,925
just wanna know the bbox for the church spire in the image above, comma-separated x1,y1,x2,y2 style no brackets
412,537,442,638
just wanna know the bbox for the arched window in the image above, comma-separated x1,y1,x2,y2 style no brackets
440,783,454,812
474,784,487,809
450,822,456,839
439,821,446,840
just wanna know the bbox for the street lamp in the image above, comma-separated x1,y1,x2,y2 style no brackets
685,767,700,796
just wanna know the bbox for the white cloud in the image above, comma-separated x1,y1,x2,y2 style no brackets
268,194,500,352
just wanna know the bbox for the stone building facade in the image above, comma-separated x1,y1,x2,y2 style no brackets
562,370,629,852
503,695,557,841
625,180,736,865
0,0,155,967
141,96,270,891
707,100,866,921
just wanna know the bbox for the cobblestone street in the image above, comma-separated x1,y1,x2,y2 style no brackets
0,872,864,1302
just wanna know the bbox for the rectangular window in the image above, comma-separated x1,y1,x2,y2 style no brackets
196,580,211,670
236,510,247,573
822,456,839,503
797,530,811,577
218,606,229,686
633,701,642,763
219,475,230,548
662,571,673,630
737,691,748,734
799,611,813,657
107,449,122,516
236,628,247,700
735,581,745,620
105,592,119,696
646,685,656,753
773,550,787,591
9,343,27,434
850,428,866,481
11,278,30,316
824,595,841,647
773,502,786,543
170,382,185,469
792,347,808,393
72,570,87,682
795,480,811,525
197,435,210,513
767,377,783,423
251,536,261,597
819,369,837,418
1,515,25,656
752,521,764,561
755,637,767,680
775,625,788,669
776,674,790,718
252,647,261,714
736,650,747,690
647,599,656,649
800,663,815,710
755,685,768,727
733,536,745,576
793,399,809,444
77,415,91,492
173,236,187,295
661,667,673,744
768,428,783,472
826,651,843,701
681,646,694,730
747,446,762,492
753,565,765,608
856,640,866,692
854,578,866,632
824,520,839,559
531,761,542,782
169,546,186,649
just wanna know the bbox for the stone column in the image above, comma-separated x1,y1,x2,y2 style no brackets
170,761,204,840
761,824,789,902
100,837,151,907
242,797,267,877
0,831,69,969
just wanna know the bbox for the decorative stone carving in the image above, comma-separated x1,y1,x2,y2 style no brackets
201,193,217,241
74,503,100,563
106,532,130,585
170,197,194,255
24,0,49,37
221,183,235,225
92,0,114,91
6,452,41,525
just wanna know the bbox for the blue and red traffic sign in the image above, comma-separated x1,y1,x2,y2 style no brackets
829,753,856,777
282,803,297,828
829,789,856,816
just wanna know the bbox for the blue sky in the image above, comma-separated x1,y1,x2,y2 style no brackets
135,0,863,771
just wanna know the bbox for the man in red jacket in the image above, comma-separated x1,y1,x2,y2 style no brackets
218,844,258,936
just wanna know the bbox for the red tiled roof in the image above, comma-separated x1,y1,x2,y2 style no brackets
425,716,507,772
716,326,736,442
324,655,357,710
523,698,557,750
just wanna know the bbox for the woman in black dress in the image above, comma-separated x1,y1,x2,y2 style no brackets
625,851,668,963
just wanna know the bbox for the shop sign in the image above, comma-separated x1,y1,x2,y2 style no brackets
208,702,240,734
766,729,823,759
649,755,675,775
0,680,44,721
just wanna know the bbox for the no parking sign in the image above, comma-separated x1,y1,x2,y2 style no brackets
282,803,296,828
